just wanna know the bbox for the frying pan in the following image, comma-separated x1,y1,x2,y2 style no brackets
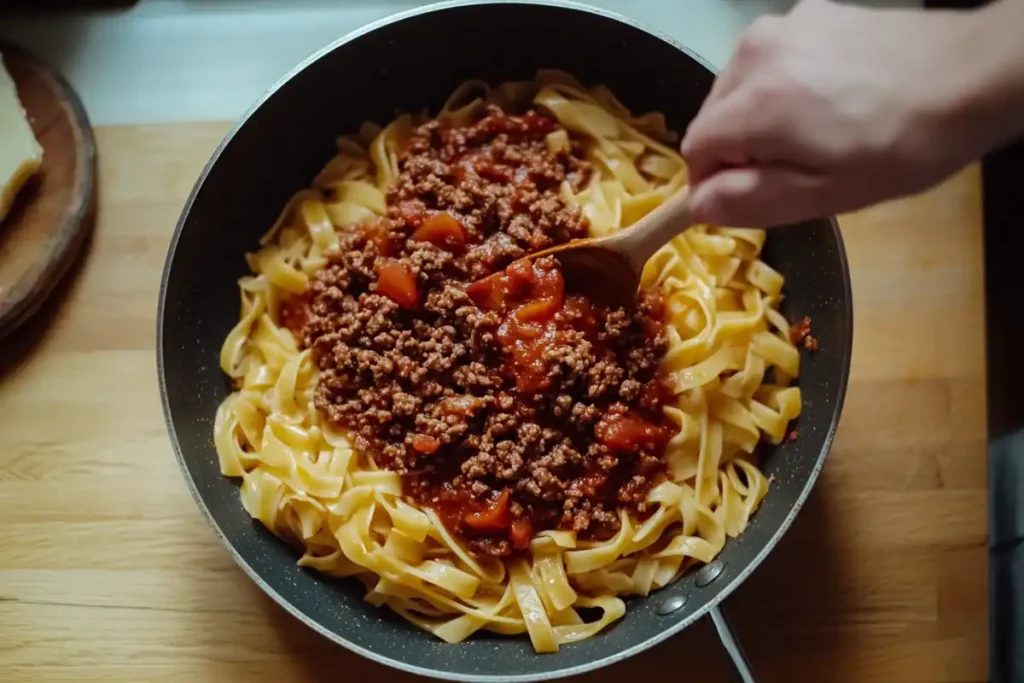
157,2,853,680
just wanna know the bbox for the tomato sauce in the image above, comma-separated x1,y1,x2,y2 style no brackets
467,256,583,393
279,292,312,337
305,106,671,557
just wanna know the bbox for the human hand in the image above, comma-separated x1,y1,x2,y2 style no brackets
680,0,1004,228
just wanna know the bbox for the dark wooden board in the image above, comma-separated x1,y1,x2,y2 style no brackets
0,44,96,340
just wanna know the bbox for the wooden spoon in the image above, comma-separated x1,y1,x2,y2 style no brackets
532,188,693,308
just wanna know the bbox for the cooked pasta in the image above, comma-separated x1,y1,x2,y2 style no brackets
213,71,802,653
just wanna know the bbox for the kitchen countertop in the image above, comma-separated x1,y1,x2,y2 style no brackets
0,120,987,682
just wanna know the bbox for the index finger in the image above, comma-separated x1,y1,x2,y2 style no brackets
681,88,781,185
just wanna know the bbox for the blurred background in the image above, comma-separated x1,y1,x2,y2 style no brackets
0,0,922,125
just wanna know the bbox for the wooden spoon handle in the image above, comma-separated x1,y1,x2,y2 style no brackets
614,187,693,268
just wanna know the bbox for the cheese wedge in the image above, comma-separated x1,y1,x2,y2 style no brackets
0,55,43,223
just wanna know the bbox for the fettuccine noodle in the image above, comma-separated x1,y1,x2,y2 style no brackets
214,71,801,652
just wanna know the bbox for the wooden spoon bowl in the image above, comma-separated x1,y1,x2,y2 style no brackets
531,187,692,308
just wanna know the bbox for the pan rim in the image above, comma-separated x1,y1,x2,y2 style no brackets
156,1,855,680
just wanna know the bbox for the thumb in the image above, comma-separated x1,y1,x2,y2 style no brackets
688,166,830,228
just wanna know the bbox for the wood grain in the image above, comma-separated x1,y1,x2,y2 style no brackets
0,45,96,339
0,122,987,683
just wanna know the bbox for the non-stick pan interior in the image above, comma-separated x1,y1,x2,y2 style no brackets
159,3,852,680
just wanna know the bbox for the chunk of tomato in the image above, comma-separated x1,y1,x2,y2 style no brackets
505,258,536,288
375,261,418,308
595,413,667,452
411,212,467,253
509,517,533,551
463,489,511,532
532,261,565,302
410,434,440,454
362,218,395,257
466,272,508,311
513,297,560,324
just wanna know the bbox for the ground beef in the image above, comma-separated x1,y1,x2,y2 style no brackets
301,106,670,556
790,315,818,351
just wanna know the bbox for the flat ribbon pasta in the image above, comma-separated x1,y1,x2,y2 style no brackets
213,70,803,653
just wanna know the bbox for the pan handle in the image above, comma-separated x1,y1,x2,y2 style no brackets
708,605,756,683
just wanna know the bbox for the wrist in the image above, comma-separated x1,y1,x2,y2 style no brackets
948,0,1024,154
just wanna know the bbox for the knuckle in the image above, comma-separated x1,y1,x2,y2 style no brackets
739,16,779,55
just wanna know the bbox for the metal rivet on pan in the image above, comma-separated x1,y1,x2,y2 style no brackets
656,594,688,615
695,560,726,587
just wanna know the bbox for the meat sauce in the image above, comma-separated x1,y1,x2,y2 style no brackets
299,106,672,556
467,256,573,393
279,292,312,336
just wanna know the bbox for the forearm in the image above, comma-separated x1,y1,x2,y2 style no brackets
953,0,1024,154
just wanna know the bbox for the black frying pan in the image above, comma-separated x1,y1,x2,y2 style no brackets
158,2,853,680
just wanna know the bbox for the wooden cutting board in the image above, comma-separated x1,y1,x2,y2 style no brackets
0,45,96,339
0,121,987,683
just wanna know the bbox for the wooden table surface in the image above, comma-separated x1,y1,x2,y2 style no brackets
0,122,988,683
